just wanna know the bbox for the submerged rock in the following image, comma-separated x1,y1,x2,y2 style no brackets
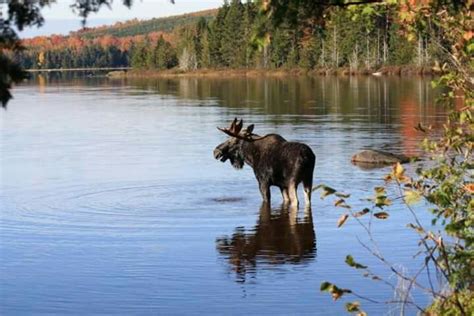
351,149,412,167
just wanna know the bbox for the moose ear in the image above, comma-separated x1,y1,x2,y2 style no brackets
246,124,254,134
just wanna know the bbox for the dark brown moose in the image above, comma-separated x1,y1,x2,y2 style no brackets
213,118,315,207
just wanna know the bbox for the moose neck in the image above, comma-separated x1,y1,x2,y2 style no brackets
241,139,262,169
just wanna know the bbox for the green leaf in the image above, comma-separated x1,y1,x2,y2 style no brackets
320,281,332,292
393,163,406,181
313,185,337,198
322,186,336,198
459,111,471,124
320,282,352,301
345,255,367,269
335,192,351,199
467,42,474,54
361,6,375,16
404,190,422,205
346,301,361,312
374,187,385,195
375,195,392,208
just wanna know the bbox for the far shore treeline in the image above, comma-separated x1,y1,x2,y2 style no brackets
15,1,447,74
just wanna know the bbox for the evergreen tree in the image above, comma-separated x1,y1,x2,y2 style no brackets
176,27,198,71
388,23,415,65
131,41,150,69
154,36,177,69
197,19,211,68
299,33,321,69
209,1,229,67
221,0,246,67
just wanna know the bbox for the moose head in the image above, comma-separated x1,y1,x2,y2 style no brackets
213,118,260,170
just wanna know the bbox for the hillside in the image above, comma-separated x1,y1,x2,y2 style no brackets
72,9,217,39
16,8,218,69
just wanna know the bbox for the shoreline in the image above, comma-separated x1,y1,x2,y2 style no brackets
107,65,440,79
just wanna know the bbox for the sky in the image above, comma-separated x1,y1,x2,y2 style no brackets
16,0,224,38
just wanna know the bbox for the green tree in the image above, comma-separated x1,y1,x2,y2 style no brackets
220,0,246,67
198,23,212,68
388,22,415,65
268,25,293,68
176,26,198,71
153,36,177,69
298,33,321,69
131,41,150,69
208,1,229,67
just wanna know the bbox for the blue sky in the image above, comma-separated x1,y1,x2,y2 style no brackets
18,0,224,38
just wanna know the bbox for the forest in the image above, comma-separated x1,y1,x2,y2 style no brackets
16,1,446,72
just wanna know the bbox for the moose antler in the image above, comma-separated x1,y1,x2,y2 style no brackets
217,118,262,141
218,117,243,137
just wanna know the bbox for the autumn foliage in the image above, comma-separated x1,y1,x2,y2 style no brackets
15,9,216,70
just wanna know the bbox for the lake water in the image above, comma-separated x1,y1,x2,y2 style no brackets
1,75,446,315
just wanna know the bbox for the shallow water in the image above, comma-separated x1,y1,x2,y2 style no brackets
1,75,446,315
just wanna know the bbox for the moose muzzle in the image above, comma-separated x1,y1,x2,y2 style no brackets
213,148,228,162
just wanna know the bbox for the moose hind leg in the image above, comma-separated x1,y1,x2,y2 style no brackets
280,187,290,204
303,177,313,206
288,182,299,207
259,182,271,203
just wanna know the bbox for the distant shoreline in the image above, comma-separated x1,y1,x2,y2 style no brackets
25,65,440,78
107,66,440,79
27,67,131,73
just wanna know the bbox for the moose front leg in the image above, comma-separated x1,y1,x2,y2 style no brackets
258,181,271,203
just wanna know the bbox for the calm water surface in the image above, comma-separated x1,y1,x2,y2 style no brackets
1,75,446,315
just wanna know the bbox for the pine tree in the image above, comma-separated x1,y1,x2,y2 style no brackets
154,36,177,69
176,27,198,71
195,18,210,68
209,2,229,67
221,0,246,67
131,41,149,69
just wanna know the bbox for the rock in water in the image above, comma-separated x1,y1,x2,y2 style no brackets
351,150,411,166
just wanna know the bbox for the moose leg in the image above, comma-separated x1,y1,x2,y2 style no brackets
280,187,290,204
303,177,313,206
259,181,271,203
303,188,312,206
288,182,299,207
304,185,313,207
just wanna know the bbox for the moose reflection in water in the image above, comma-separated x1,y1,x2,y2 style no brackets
216,203,316,282
214,118,316,207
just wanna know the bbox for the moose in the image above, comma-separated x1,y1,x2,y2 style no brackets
213,118,315,207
